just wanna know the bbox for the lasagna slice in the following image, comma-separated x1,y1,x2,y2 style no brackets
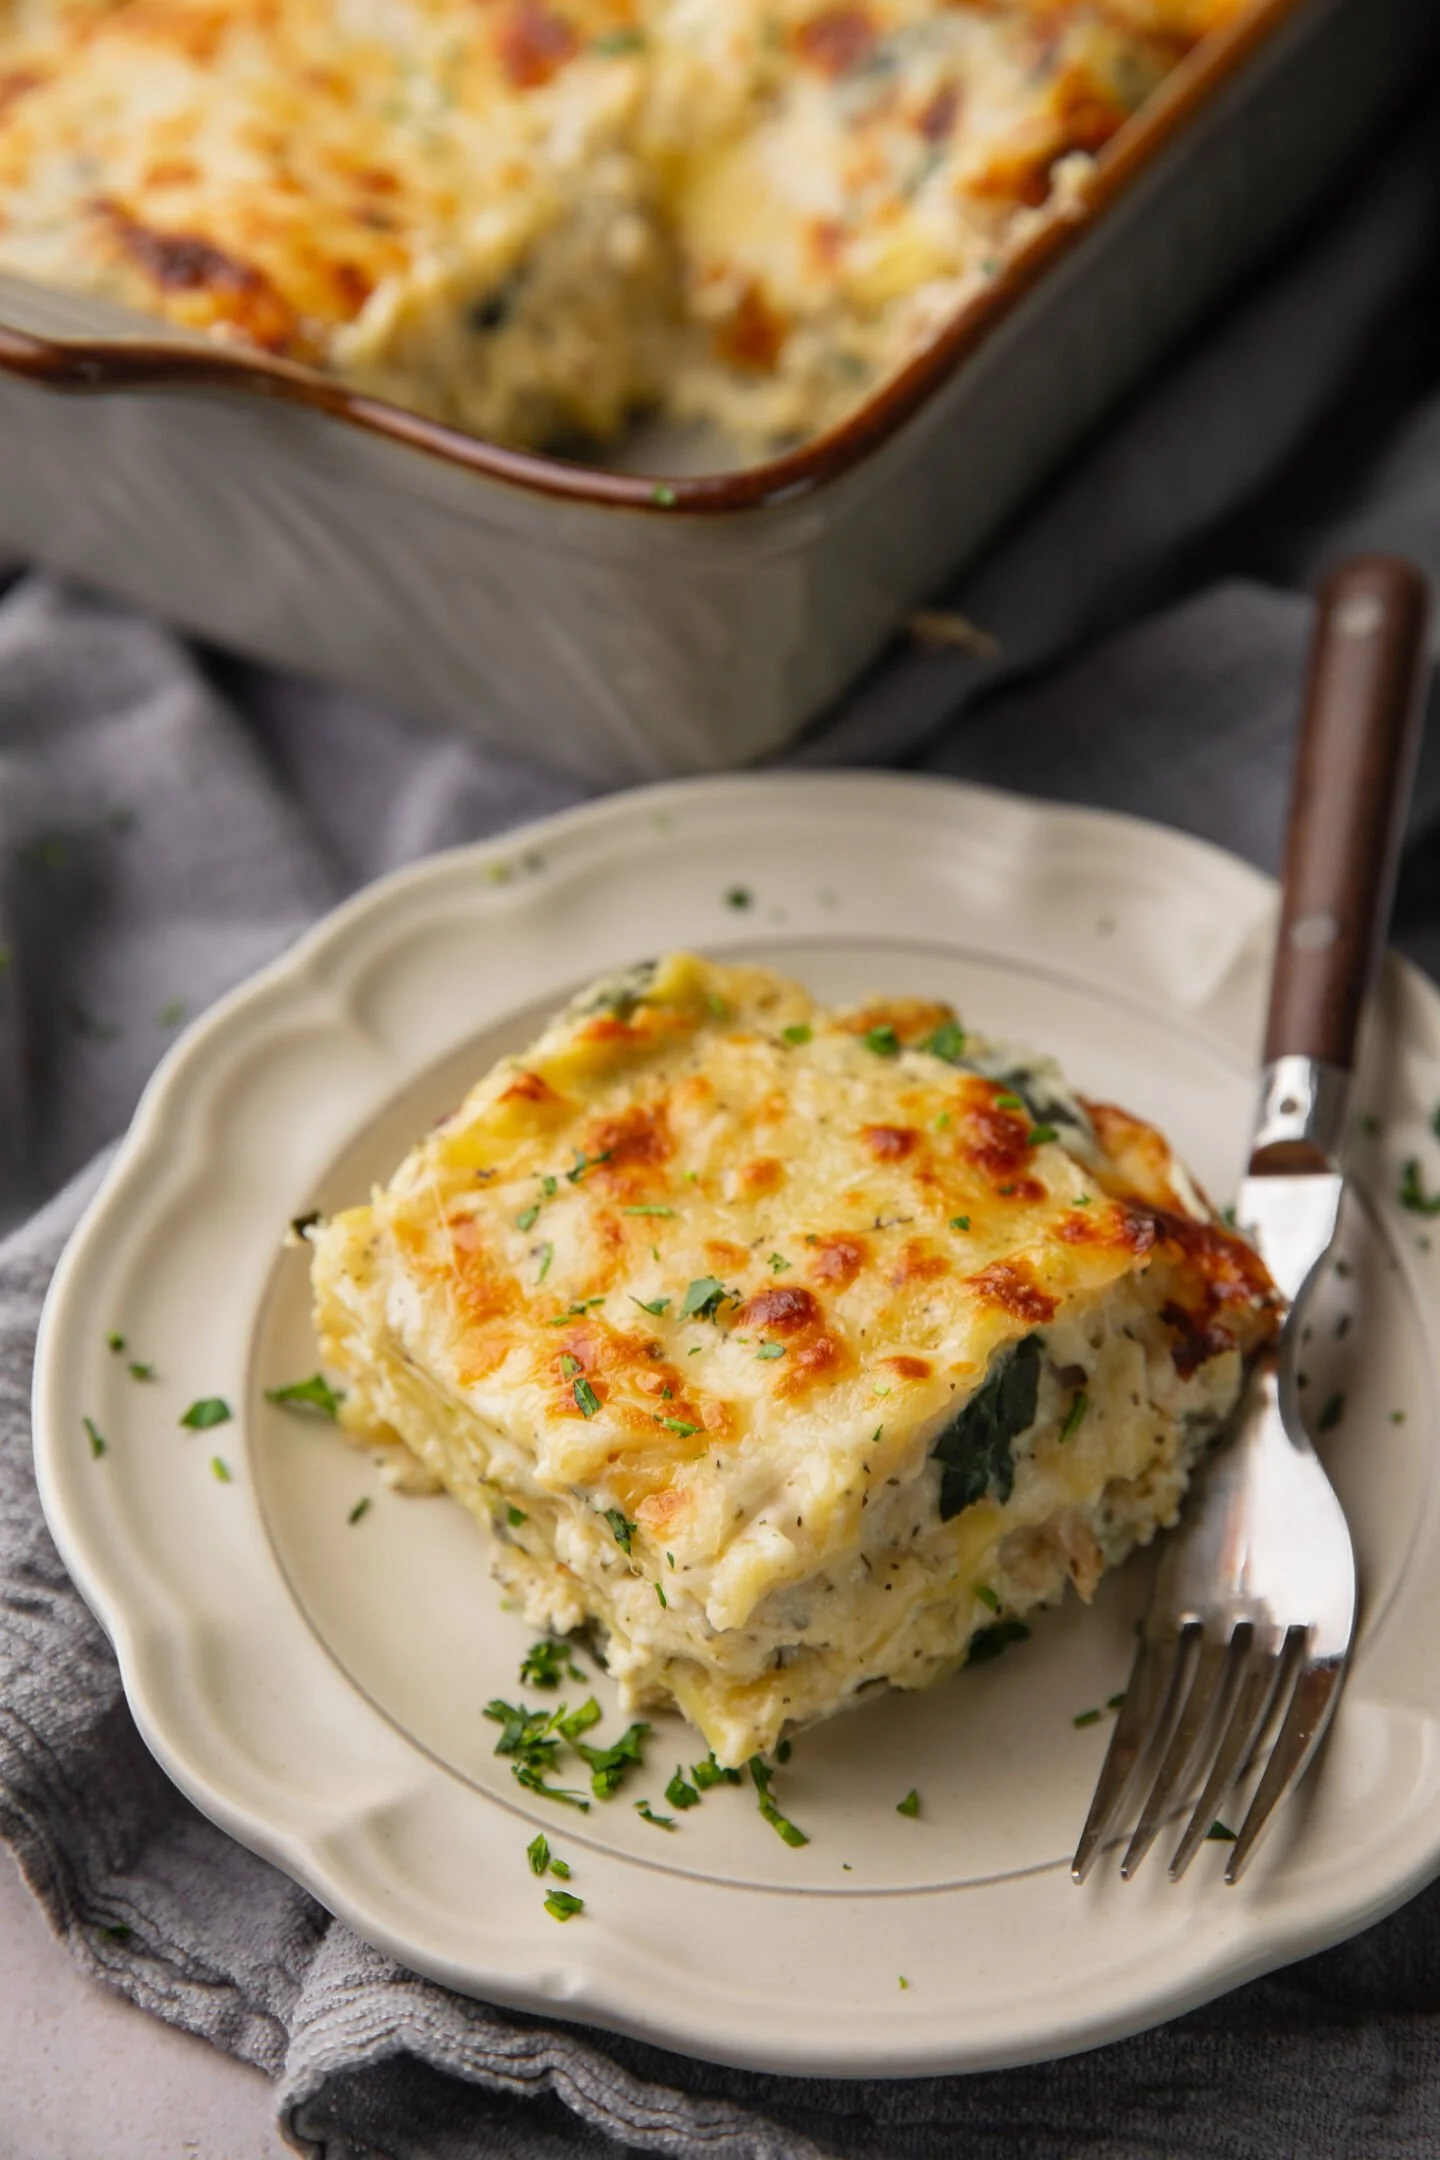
310,953,1278,1765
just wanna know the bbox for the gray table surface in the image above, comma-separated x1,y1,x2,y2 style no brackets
0,1848,288,2159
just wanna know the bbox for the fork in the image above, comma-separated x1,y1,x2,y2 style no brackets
1072,555,1432,1887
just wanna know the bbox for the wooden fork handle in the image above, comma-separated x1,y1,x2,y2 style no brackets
1264,555,1431,1072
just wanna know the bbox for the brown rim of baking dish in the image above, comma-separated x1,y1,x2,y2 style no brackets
0,0,1307,518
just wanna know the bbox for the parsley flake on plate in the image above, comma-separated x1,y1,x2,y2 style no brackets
347,1497,371,1526
665,1768,701,1810
265,1372,344,1420
544,1890,585,1919
692,1754,742,1790
127,1361,157,1383
83,1416,107,1459
1400,1159,1440,1216
179,1397,231,1431
210,1456,232,1483
1072,1708,1101,1729
634,1800,675,1829
749,1757,808,1847
521,1638,587,1690
896,1789,920,1818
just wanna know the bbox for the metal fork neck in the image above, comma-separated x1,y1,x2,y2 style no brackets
1249,1056,1350,1175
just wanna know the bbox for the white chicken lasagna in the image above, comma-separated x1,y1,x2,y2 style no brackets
310,953,1279,1765
0,0,1243,453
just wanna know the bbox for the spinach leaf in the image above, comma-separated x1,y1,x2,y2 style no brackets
932,1335,1041,1520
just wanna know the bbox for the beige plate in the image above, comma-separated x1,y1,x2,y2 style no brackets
31,773,1440,2076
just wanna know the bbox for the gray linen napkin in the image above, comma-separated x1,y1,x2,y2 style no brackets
6,81,1440,2160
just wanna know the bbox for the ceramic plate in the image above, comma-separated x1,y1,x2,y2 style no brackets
32,774,1440,2078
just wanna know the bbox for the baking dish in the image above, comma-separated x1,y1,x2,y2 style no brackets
0,0,1433,787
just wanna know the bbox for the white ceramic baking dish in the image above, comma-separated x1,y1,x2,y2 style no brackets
0,0,1434,786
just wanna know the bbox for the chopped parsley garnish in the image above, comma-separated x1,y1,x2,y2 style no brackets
1073,1708,1101,1728
768,1252,791,1273
558,1700,602,1741
896,1789,920,1818
924,1020,967,1065
603,1508,637,1553
180,1397,231,1431
574,1722,650,1798
1399,1159,1440,1216
1107,1692,1126,1712
865,1024,901,1058
527,1833,551,1876
347,1497,371,1525
573,1376,601,1418
593,25,645,52
550,1858,571,1879
210,1456,232,1482
680,1276,729,1322
507,1504,527,1527
1027,1124,1059,1147
949,1215,970,1232
899,1976,911,1991
655,1581,668,1608
542,1175,558,1198
650,483,677,508
560,1353,581,1378
127,1361,157,1382
968,1619,1031,1664
665,1768,701,1810
692,1753,743,1789
932,1336,1039,1519
484,1698,592,1810
756,1342,786,1360
634,1801,675,1829
662,1416,700,1436
974,1584,1000,1613
537,1243,553,1283
1205,1821,1237,1842
265,1372,344,1420
632,1294,671,1316
565,1149,613,1185
1060,1390,1089,1442
544,1890,585,1919
105,1331,126,1354
781,1025,812,1046
725,887,753,910
624,1205,676,1218
994,1092,1025,1110
84,1416,107,1459
521,1638,587,1690
1318,1392,1346,1433
749,1757,808,1847
516,1202,541,1232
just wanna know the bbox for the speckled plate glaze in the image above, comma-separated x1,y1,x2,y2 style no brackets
31,773,1440,2077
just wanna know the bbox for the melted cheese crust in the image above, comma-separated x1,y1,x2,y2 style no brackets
312,953,1279,1762
0,0,1244,450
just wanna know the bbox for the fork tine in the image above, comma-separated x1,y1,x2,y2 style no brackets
1071,1629,1189,1884
1225,1652,1346,1885
1121,1629,1245,1879
1168,1632,1283,1880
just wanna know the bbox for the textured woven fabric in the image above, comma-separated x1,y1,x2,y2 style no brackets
5,84,1440,2160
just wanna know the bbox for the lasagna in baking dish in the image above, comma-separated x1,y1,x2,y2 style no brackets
0,0,1244,452
310,953,1279,1765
